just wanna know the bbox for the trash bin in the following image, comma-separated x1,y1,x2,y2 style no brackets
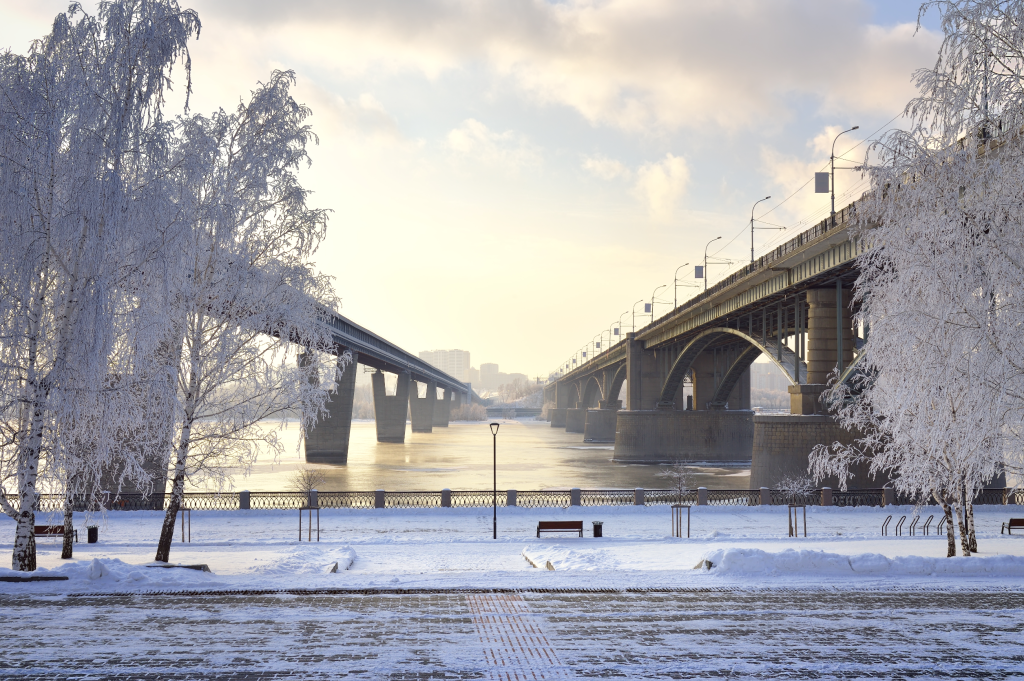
592,521,603,538
87,525,98,544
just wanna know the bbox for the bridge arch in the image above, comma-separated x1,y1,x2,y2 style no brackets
659,327,807,408
607,364,627,406
581,375,603,408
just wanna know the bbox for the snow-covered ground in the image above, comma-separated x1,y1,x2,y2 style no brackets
3,503,1024,592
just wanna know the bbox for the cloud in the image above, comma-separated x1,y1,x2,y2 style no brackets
582,154,630,180
446,118,542,171
188,0,941,134
632,153,690,221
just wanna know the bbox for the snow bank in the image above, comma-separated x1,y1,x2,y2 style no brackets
700,547,1024,577
245,544,356,575
521,545,615,571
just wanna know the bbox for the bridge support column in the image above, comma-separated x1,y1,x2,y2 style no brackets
613,410,754,462
584,401,620,443
372,370,410,443
303,353,359,464
750,415,883,488
625,333,661,410
565,408,587,433
433,388,451,427
806,288,853,384
409,380,437,433
549,408,567,427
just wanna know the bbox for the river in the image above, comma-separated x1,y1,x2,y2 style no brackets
205,419,752,492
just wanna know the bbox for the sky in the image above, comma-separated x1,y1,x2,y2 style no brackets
0,0,945,381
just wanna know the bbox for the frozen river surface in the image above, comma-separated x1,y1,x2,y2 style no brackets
216,418,751,492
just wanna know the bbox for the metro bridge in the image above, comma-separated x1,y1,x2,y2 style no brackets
543,201,875,488
305,312,472,463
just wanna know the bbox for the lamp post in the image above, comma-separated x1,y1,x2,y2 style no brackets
651,284,667,321
632,299,644,333
749,196,771,264
674,263,690,309
490,422,499,539
830,126,859,226
618,310,629,339
703,236,722,291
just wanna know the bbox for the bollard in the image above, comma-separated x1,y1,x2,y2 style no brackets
634,488,645,506
238,490,250,510
507,489,517,507
308,489,318,508
759,487,770,506
821,487,832,507
883,487,895,507
441,488,451,508
697,487,708,506
570,488,581,506
374,489,386,509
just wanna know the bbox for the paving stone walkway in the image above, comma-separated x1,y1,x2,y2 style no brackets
2,588,1023,679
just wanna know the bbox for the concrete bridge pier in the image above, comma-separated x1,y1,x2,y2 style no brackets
432,387,452,427
584,400,620,442
409,379,437,433
549,408,567,427
565,408,587,433
304,352,360,464
372,370,411,443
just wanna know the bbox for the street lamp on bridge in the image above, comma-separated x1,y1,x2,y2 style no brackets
632,299,645,333
749,196,778,264
650,284,667,321
701,236,722,292
818,125,859,227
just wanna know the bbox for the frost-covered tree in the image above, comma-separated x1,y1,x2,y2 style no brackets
0,0,198,570
152,71,347,563
811,0,1024,557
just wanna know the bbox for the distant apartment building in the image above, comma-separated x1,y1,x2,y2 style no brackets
419,349,471,382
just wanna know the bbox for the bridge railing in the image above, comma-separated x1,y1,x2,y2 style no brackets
30,486,1018,511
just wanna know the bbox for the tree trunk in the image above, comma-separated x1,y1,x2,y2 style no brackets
955,496,971,557
154,444,187,563
965,484,978,553
61,495,74,560
935,492,956,558
13,510,37,571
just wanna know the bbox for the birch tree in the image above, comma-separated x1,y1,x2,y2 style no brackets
153,70,346,563
811,0,1024,557
0,0,198,570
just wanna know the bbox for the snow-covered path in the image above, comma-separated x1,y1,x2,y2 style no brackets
3,587,1023,679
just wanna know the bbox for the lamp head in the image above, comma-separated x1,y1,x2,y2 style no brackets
852,126,859,130
490,422,500,435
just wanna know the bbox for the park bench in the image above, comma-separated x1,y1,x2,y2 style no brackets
536,521,583,538
1001,518,1024,535
34,525,77,543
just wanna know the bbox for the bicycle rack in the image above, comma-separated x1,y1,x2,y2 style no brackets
922,515,934,536
937,515,948,535
909,516,920,536
882,515,892,536
895,516,907,536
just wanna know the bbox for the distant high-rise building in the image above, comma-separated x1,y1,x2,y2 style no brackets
419,349,471,382
480,363,499,389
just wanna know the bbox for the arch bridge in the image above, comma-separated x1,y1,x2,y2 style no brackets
545,201,868,461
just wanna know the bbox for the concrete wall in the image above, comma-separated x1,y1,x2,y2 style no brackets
304,352,359,464
613,410,754,462
749,414,886,489
583,409,617,442
565,407,587,433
